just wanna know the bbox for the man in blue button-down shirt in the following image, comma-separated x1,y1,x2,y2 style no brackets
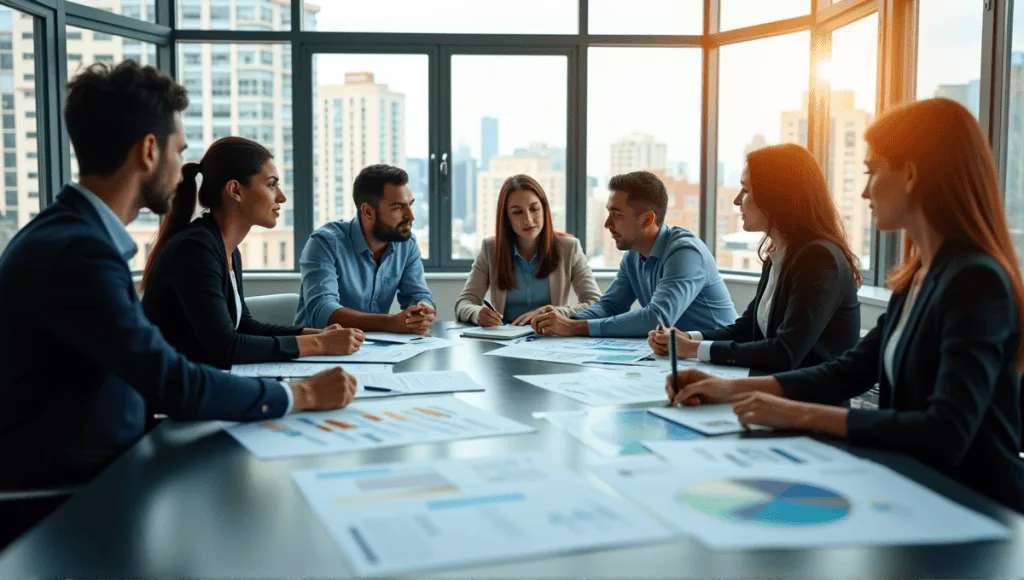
295,165,436,334
534,171,737,338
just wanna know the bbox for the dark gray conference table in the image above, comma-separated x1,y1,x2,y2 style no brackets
2,323,1023,578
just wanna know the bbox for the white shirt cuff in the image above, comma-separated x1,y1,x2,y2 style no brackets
279,381,294,414
686,331,702,342
697,340,713,362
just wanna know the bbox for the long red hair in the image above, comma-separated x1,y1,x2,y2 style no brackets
866,98,1024,371
493,174,560,291
746,143,862,285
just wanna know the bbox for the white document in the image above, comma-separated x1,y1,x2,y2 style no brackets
485,345,650,366
515,368,670,406
295,341,429,364
225,396,534,459
230,363,394,378
535,408,706,456
352,371,485,398
584,357,751,379
508,336,654,358
650,404,770,435
460,325,535,340
292,452,673,576
593,437,1009,549
363,332,455,351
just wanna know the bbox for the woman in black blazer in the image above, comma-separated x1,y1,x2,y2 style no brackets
649,143,861,373
667,98,1024,512
141,137,364,370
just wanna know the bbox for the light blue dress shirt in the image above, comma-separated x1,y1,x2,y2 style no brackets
70,182,294,413
295,216,434,328
573,225,738,337
502,246,552,323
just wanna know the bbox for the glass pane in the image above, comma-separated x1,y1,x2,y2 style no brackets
177,0,294,31
71,0,157,23
586,47,702,270
915,0,982,119
303,0,577,34
827,13,878,278
719,0,809,32
588,0,703,35
178,43,294,270
1005,8,1024,263
312,54,430,259
66,27,157,270
450,55,567,260
717,31,809,272
0,6,40,258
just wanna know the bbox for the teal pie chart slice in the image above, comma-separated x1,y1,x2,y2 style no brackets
679,478,852,526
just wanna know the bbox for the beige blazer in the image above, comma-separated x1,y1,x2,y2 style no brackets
455,235,602,324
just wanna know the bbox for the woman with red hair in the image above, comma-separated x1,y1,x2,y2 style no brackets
667,98,1024,512
455,174,601,327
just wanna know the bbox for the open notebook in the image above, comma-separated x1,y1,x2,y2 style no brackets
460,324,536,340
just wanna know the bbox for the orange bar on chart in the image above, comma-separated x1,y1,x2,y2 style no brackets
383,411,407,421
414,407,447,418
326,419,357,430
361,413,383,422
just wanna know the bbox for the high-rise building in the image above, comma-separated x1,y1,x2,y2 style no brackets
480,116,498,171
476,156,564,242
935,80,980,119
513,143,565,171
314,72,406,228
778,90,873,270
452,158,477,222
610,133,667,177
1004,52,1024,260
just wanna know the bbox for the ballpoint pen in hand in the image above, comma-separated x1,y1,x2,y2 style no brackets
482,299,499,314
668,328,679,406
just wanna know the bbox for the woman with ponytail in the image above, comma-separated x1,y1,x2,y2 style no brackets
141,137,364,369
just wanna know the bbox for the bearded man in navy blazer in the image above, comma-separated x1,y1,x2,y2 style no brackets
0,61,357,492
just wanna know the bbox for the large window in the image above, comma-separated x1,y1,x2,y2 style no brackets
915,0,983,119
302,0,577,34
717,31,809,272
587,0,703,35
0,6,40,258
1006,6,1024,265
719,0,810,32
73,0,157,23
828,13,878,278
586,47,702,270
450,54,567,261
178,42,294,270
311,53,429,260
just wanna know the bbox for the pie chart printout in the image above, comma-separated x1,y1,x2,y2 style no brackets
678,478,852,526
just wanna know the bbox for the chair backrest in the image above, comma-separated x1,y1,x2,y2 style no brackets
245,293,300,327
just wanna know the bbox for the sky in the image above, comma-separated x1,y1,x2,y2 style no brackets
309,0,992,187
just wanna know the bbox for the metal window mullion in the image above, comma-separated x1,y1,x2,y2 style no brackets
292,43,314,270
701,0,720,251
981,0,1012,200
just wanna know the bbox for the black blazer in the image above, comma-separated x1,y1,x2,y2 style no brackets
776,240,1024,513
0,187,287,489
697,240,861,372
142,213,303,370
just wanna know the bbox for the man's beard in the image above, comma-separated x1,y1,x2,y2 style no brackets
140,157,173,215
373,219,413,243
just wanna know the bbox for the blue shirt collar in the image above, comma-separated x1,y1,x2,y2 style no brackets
640,225,671,262
512,244,537,264
69,182,138,262
348,215,396,260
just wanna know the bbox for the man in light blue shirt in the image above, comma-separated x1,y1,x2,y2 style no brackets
295,164,436,334
534,171,737,338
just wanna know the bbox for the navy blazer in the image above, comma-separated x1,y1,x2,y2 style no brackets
697,240,861,372
775,241,1024,512
0,187,288,489
142,213,303,370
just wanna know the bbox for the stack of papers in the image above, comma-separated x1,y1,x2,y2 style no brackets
485,337,654,365
515,367,670,406
363,332,455,351
225,396,534,459
296,341,432,364
292,453,673,575
460,325,535,340
593,437,1010,549
231,363,394,378
350,370,486,399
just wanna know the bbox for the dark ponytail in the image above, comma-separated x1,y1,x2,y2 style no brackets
141,136,273,290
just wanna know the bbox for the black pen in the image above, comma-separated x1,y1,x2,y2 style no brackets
363,385,394,393
668,328,679,407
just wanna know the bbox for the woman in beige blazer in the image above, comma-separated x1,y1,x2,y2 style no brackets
455,174,602,327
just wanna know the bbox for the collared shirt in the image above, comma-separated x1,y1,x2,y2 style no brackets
69,182,138,262
502,246,552,324
574,225,737,338
69,182,294,413
295,216,434,328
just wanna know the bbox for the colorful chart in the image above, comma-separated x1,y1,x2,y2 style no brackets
584,410,704,455
678,478,852,526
